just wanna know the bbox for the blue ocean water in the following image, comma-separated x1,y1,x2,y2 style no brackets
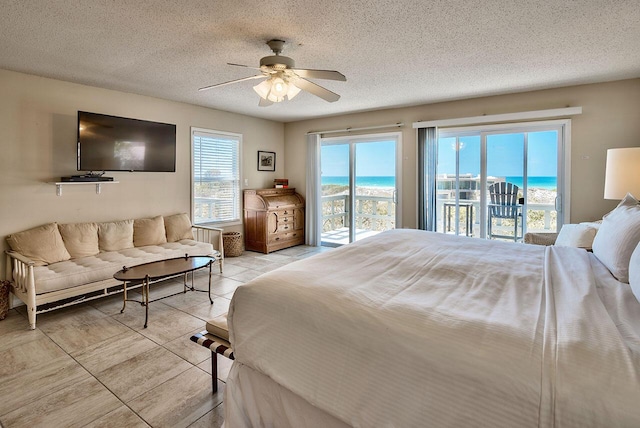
505,176,557,190
322,176,395,187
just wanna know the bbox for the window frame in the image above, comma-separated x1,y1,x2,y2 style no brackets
191,127,243,227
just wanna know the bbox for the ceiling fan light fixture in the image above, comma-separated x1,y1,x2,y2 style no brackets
286,83,301,100
254,76,290,103
271,77,288,97
253,79,271,99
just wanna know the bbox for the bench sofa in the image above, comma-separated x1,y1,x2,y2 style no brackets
5,213,223,329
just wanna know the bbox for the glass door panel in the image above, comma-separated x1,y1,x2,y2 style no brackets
354,140,397,241
436,135,480,237
321,143,351,246
456,136,481,237
526,130,558,234
436,136,456,234
486,133,524,241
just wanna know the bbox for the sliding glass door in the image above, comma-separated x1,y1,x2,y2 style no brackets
436,134,481,236
435,124,563,240
320,133,401,246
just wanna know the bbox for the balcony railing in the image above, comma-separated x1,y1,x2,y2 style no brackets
436,199,557,238
321,194,557,245
322,194,395,244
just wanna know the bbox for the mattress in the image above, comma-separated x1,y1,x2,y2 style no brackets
227,229,640,427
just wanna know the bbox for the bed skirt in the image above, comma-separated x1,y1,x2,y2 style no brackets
224,362,351,428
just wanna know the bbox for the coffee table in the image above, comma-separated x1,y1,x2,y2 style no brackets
114,254,218,328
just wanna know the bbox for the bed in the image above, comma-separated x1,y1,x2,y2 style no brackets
225,226,640,427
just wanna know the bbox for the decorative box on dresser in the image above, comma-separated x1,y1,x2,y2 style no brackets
243,188,305,253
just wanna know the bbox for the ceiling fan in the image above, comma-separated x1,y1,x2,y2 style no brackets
198,39,346,107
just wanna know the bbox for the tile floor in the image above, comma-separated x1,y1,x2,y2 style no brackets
0,245,330,428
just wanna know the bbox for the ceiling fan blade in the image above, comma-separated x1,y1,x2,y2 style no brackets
294,78,341,102
198,74,265,91
291,69,346,81
227,63,263,71
258,97,274,107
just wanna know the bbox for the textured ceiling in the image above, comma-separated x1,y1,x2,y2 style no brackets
1,0,639,122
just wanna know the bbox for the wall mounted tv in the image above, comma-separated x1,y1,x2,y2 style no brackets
77,111,176,172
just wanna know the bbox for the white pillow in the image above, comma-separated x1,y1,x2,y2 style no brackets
164,213,194,242
133,216,167,247
58,222,99,259
99,220,134,252
592,193,640,283
555,224,597,249
6,223,71,266
630,243,640,303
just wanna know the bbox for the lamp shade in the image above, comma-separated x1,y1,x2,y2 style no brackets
604,147,640,199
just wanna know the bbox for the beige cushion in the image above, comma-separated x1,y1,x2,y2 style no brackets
6,223,71,266
629,243,640,303
58,222,99,259
206,313,229,341
99,220,134,252
592,193,640,283
164,213,194,242
133,216,167,247
32,240,214,294
555,224,597,249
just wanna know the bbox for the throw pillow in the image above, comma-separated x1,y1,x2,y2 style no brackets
58,222,99,259
555,224,597,249
133,216,167,247
164,213,194,242
629,243,640,304
98,219,134,252
592,193,640,283
6,223,71,266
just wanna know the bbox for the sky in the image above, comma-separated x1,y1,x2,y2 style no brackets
438,130,558,177
320,131,557,178
321,140,396,177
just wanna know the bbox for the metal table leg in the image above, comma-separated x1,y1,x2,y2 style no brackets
208,261,213,304
144,275,150,328
120,281,127,313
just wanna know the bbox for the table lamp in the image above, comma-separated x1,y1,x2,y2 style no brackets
604,147,640,200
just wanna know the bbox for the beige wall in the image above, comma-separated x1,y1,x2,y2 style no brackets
0,68,284,277
284,78,640,229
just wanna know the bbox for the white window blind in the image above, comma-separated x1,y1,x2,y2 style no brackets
192,129,242,225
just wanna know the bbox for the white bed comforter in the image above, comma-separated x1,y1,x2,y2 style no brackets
228,229,640,427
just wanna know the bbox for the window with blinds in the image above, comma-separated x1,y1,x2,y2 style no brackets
192,128,242,225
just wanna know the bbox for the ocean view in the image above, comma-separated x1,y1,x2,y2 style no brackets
505,176,556,190
322,176,556,190
322,176,395,187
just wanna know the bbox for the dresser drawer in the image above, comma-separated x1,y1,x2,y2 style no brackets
278,222,294,232
276,209,295,215
277,215,294,226
268,231,302,244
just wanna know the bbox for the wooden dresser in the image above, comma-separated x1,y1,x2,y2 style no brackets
243,188,305,253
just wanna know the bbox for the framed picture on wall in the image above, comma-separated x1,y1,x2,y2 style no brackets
257,151,276,171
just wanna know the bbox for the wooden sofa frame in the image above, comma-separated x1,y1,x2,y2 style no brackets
5,225,224,330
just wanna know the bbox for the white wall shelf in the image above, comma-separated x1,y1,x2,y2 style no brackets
51,181,119,196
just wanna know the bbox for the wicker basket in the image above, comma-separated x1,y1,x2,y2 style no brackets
0,280,11,320
223,232,243,257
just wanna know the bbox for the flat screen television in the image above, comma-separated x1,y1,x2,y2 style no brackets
77,111,176,172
